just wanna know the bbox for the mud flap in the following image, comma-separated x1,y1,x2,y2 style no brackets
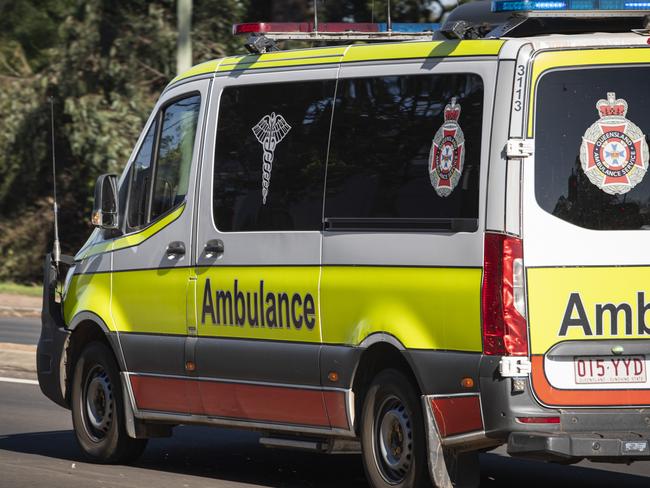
121,372,138,439
422,396,454,488
422,396,481,488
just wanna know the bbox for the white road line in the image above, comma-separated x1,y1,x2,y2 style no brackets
0,376,38,385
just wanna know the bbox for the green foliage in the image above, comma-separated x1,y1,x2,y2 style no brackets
0,0,248,284
0,0,457,284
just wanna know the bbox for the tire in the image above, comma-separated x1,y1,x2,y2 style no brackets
71,341,147,464
360,369,430,488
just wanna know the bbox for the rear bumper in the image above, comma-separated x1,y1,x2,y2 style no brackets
480,355,650,461
36,253,71,409
508,431,650,461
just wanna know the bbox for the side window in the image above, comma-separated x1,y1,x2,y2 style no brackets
127,120,157,230
150,95,201,221
324,73,484,231
213,79,335,232
126,94,201,231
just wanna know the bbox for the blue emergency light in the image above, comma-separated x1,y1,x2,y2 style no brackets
492,0,650,11
376,23,440,32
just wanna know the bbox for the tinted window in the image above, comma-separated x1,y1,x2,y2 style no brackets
535,67,650,230
325,74,484,231
213,80,335,232
150,95,201,221
127,121,157,230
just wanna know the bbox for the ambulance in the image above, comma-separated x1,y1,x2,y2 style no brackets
37,2,650,487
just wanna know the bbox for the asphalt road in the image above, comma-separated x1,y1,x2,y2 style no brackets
1,317,650,487
0,316,40,345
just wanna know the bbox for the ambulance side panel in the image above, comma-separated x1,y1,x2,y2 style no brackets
321,59,495,353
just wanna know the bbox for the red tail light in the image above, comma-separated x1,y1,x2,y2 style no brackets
482,233,528,356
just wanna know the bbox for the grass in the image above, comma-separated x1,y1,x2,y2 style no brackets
0,282,43,297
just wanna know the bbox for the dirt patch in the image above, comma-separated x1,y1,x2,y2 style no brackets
0,343,36,378
0,293,41,317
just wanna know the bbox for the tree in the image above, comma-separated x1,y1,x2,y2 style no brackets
0,0,247,283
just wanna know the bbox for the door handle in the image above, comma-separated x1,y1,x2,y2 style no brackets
166,241,186,257
204,239,224,258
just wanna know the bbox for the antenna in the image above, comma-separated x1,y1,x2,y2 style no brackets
49,97,61,265
387,0,392,33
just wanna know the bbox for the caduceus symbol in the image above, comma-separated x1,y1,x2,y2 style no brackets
252,112,292,205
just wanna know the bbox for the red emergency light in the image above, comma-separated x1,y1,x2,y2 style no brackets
234,22,378,35
233,22,440,36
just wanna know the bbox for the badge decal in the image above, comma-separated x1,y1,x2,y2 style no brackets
429,97,465,197
252,112,292,205
579,92,649,195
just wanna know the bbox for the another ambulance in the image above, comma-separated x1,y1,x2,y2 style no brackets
37,2,650,487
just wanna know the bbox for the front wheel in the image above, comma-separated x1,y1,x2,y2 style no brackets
360,369,430,488
71,341,147,463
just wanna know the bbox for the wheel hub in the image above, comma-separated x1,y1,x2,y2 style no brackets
84,366,113,440
375,396,413,483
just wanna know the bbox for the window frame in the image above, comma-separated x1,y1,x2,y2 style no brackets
124,90,202,234
208,67,488,236
323,70,486,233
211,78,336,234
532,64,650,232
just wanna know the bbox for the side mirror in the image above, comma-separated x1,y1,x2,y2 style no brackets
91,174,119,230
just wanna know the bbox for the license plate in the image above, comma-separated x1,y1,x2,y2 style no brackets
574,355,646,385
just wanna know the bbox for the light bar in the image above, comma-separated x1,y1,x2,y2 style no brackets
233,22,439,36
492,0,650,11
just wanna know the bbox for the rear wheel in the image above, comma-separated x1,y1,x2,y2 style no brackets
360,369,430,488
71,341,147,463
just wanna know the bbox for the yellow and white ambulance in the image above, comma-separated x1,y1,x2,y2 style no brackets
37,2,650,487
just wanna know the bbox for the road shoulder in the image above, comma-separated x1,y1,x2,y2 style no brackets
0,293,41,318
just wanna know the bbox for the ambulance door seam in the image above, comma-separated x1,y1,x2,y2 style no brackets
193,58,224,264
109,244,128,371
317,45,350,345
189,78,213,266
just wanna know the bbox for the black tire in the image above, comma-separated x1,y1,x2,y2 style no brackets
71,341,147,464
360,369,430,488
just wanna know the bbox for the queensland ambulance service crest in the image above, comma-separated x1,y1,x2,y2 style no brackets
579,92,649,195
429,97,465,197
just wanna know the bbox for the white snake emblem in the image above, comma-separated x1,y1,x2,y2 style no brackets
252,112,292,205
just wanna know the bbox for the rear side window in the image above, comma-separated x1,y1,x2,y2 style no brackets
324,73,484,232
213,80,335,232
535,67,650,230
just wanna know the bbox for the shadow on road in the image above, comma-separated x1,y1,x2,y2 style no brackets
0,427,649,487
0,429,81,460
0,426,368,487
480,452,650,487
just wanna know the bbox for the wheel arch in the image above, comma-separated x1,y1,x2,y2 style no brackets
65,311,126,405
350,334,424,435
